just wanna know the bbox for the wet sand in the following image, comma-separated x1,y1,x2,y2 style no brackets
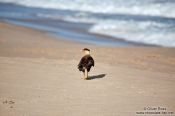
0,22,175,116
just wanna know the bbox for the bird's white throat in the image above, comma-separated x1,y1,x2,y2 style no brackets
84,51,90,55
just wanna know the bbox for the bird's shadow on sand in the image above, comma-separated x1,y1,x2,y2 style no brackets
87,74,106,80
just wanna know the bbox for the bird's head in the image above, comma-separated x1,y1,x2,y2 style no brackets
82,48,90,55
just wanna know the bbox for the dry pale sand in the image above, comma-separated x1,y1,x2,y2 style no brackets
0,22,175,116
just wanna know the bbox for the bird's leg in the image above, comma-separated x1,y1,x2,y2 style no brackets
82,72,85,79
81,67,85,79
84,68,88,80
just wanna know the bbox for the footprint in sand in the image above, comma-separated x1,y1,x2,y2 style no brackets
2,100,15,108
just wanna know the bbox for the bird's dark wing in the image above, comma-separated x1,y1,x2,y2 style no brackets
87,56,94,67
78,57,84,71
78,55,94,72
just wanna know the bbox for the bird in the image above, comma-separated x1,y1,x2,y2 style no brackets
78,48,94,80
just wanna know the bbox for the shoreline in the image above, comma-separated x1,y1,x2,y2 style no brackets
0,21,175,73
0,22,175,116
2,19,150,47
0,3,159,47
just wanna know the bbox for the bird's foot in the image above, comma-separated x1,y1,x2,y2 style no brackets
81,77,87,80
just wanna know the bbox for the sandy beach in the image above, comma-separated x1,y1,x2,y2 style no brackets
0,22,175,116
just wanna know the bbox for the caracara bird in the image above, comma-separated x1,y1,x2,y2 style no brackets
78,48,94,80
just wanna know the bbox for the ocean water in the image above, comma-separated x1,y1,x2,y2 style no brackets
0,0,175,47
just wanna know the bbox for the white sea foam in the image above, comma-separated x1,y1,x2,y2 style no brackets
40,14,175,47
90,20,175,47
1,0,175,18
